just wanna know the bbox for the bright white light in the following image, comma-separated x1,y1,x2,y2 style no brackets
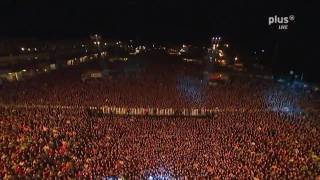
290,70,294,75
27,48,31,51
235,57,238,61
283,107,290,112
21,47,25,51
34,48,37,51
93,42,97,45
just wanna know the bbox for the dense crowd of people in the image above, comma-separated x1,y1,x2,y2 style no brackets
0,56,319,179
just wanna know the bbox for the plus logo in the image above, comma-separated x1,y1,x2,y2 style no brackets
268,15,295,30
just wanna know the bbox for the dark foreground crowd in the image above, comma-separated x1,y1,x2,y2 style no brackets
0,58,320,179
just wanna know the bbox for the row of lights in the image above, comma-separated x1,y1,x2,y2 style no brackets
212,37,221,41
21,47,37,52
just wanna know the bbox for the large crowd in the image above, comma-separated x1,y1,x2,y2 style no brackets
0,57,320,179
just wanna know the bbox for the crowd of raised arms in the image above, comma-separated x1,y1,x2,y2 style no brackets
0,58,319,179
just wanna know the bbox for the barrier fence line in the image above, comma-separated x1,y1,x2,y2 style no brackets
90,106,218,117
0,104,86,110
0,103,287,117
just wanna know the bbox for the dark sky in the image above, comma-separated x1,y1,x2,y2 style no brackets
0,0,316,40
0,0,319,80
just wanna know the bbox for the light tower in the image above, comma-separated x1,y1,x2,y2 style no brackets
211,36,221,48
90,34,109,71
204,37,221,75
210,36,222,63
90,34,102,53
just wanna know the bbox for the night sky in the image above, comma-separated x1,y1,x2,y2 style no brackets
0,0,318,81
